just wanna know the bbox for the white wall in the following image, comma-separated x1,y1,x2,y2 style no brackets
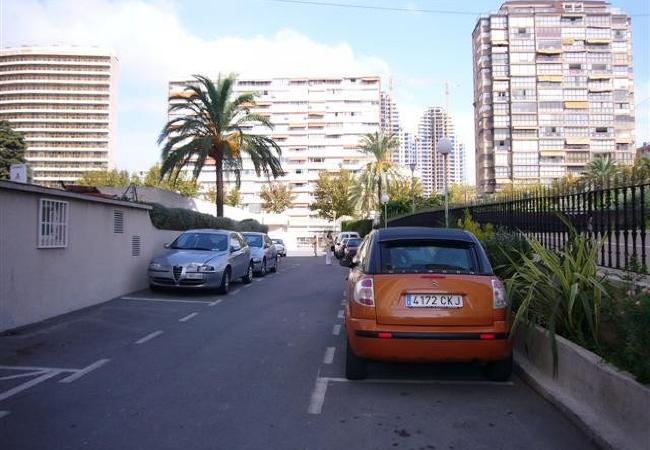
0,183,179,332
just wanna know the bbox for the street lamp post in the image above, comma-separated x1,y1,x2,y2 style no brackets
437,137,453,228
408,162,417,214
381,193,390,228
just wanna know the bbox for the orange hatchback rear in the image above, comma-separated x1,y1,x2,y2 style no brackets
344,227,512,381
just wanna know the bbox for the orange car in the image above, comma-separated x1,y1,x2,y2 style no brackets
344,227,512,381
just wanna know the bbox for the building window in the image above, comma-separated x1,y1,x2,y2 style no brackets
38,198,68,248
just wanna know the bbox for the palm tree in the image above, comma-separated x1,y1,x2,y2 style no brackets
352,132,401,214
158,74,284,217
584,156,617,186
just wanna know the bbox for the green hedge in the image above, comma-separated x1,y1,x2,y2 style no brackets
147,203,268,233
341,219,374,237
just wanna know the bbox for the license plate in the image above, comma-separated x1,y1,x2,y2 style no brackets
406,294,463,308
184,273,204,279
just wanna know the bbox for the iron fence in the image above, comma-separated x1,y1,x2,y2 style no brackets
388,177,650,272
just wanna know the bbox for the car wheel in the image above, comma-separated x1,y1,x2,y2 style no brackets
484,354,513,382
259,258,266,277
217,269,230,295
269,256,278,273
242,262,253,284
345,340,367,380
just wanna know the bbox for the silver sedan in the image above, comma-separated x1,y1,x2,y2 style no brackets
242,232,278,276
148,229,253,294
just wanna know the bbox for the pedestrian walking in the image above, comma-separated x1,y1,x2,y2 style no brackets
325,231,334,265
312,235,318,257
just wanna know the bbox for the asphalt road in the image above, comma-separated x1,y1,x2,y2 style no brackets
0,256,595,450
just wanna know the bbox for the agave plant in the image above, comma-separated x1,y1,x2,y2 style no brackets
506,216,609,375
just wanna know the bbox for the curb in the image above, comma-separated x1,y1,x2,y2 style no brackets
514,355,611,450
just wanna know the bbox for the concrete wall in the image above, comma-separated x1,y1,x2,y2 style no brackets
514,326,650,450
0,181,178,332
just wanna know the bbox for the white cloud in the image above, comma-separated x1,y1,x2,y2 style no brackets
4,0,391,170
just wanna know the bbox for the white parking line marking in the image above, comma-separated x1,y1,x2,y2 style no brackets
135,330,163,345
59,359,110,384
337,310,344,319
0,371,61,402
254,278,264,282
243,284,253,289
0,370,49,381
0,365,75,373
121,297,212,305
179,312,198,322
0,411,10,419
332,324,342,336
323,347,336,364
231,289,241,295
307,377,329,415
208,299,222,307
322,377,514,386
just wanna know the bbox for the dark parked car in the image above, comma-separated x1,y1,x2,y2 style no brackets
339,237,362,266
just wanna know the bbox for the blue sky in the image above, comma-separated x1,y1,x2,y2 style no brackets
4,0,650,183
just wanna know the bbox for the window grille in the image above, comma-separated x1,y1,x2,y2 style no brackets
38,199,68,248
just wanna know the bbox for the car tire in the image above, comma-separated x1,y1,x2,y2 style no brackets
217,269,230,295
269,256,278,273
345,340,367,380
242,262,253,284
484,354,513,382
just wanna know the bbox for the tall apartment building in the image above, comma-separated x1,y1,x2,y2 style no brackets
168,75,381,245
473,1,635,194
416,107,463,195
0,47,118,186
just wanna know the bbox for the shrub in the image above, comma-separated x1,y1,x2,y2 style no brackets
457,209,494,242
600,278,650,383
147,203,267,233
342,219,373,237
482,229,532,280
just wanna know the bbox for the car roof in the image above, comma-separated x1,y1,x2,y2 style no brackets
182,229,230,234
375,227,477,243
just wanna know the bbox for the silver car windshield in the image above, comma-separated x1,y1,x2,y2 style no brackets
244,235,263,248
170,233,228,251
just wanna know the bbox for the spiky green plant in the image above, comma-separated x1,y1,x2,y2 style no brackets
507,217,609,375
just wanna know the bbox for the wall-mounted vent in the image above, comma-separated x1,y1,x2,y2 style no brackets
131,235,141,256
113,210,124,234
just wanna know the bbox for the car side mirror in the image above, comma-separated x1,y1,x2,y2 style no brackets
164,243,170,249
230,246,237,253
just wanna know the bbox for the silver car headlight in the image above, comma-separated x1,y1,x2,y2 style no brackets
149,262,170,271
197,265,216,273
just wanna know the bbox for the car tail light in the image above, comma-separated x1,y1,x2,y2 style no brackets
353,276,375,306
491,278,507,309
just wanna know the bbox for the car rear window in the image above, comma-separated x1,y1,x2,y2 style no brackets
378,239,478,274
347,238,362,246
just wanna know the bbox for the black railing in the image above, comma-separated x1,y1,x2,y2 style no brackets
388,177,650,272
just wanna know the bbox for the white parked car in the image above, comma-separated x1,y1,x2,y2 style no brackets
271,238,287,257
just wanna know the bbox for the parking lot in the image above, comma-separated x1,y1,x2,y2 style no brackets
0,256,595,449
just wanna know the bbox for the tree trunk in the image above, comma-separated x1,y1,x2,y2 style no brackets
216,157,224,217
377,175,383,212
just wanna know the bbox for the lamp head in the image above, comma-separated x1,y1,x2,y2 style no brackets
437,137,453,155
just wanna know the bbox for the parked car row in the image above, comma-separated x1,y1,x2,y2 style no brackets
342,227,513,382
148,229,283,295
